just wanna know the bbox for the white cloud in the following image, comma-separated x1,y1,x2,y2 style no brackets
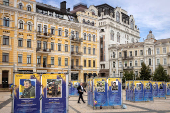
40,0,170,40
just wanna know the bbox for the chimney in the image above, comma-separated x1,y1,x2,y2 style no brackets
60,1,66,14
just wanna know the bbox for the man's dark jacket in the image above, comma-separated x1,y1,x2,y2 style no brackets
77,85,86,94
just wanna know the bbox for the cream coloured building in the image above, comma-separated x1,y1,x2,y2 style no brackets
109,31,170,78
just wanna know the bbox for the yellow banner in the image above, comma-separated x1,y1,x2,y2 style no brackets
125,81,129,90
143,81,151,89
14,74,40,98
134,80,143,90
42,74,65,97
157,81,164,89
108,78,121,90
94,78,107,92
167,82,170,89
129,81,134,90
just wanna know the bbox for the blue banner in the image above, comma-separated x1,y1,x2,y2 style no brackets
167,83,170,95
144,81,153,101
129,82,134,101
14,74,40,113
42,74,66,113
134,82,144,101
108,78,122,106
94,78,108,107
126,81,130,101
152,82,158,97
158,82,166,98
69,81,79,96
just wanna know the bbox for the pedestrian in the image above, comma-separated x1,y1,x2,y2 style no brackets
77,83,86,103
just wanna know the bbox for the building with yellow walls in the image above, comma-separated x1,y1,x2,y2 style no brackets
0,0,99,87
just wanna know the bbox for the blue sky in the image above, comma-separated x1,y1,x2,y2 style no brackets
36,0,170,42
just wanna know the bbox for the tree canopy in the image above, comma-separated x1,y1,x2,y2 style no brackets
139,62,151,80
122,70,134,83
153,64,169,82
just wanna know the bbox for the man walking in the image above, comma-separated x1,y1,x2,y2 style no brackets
77,83,86,103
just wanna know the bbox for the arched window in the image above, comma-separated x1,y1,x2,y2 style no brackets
3,17,9,27
84,33,86,40
19,3,23,9
130,19,134,29
93,35,95,42
148,48,151,55
117,32,120,43
19,20,23,29
88,34,91,41
27,5,31,11
110,30,114,41
27,22,32,31
91,9,95,15
83,19,85,23
116,11,120,22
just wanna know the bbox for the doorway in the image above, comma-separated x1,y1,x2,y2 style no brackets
2,71,8,88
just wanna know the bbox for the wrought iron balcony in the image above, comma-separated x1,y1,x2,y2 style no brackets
71,65,83,70
36,48,51,53
71,51,83,56
36,32,52,38
70,37,83,43
123,66,133,70
122,56,133,60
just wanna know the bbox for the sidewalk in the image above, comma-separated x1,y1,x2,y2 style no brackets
1,91,170,113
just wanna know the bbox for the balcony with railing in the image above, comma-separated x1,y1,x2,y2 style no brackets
123,66,133,70
70,36,83,43
36,64,52,68
36,48,51,53
71,51,83,56
71,65,83,70
37,32,52,38
122,56,133,60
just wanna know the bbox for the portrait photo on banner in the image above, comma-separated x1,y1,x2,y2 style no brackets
146,83,151,90
46,79,62,98
96,81,105,92
73,82,79,88
19,79,36,99
153,84,156,90
159,83,163,89
136,83,141,90
111,81,118,91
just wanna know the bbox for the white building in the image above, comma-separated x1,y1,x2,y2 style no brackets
93,4,140,76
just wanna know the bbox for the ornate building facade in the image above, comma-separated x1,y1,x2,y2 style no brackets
109,31,170,78
95,4,140,77
0,0,99,87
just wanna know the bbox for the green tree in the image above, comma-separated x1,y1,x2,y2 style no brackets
122,70,134,83
139,62,151,80
153,64,169,82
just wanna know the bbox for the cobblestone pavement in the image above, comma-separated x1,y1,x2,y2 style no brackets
1,91,170,113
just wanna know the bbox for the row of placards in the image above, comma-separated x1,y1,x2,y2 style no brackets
126,81,170,101
87,78,122,107
13,74,68,113
69,81,80,96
